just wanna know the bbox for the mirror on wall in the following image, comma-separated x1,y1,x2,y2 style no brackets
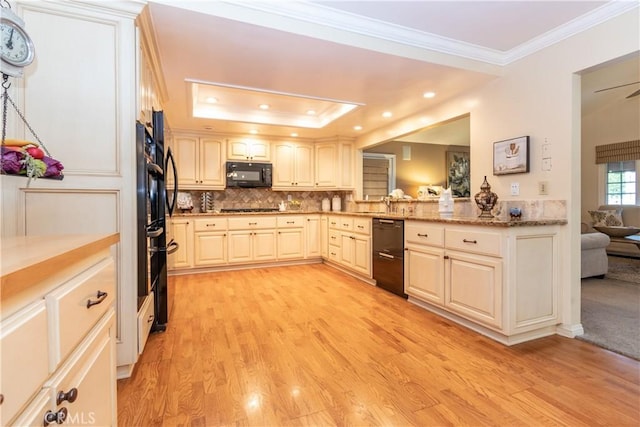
362,114,471,199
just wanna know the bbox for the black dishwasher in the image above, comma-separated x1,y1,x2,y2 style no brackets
372,218,407,298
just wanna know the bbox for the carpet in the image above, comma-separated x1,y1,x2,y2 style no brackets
579,267,640,360
606,255,640,283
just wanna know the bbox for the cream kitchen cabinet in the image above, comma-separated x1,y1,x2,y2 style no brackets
173,135,225,188
0,234,118,427
314,142,339,188
326,215,372,278
276,216,305,260
227,138,270,161
272,141,314,188
404,220,561,344
305,215,322,258
169,218,194,269
228,216,277,263
194,218,228,266
320,216,329,258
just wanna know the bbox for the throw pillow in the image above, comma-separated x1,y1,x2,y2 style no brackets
588,209,624,227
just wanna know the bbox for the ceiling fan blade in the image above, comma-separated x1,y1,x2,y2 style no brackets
594,81,640,93
626,88,640,99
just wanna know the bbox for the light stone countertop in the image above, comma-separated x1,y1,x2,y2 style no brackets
173,210,567,227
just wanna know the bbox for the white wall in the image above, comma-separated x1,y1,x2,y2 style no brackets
357,8,640,334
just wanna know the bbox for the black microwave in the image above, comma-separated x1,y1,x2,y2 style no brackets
226,161,272,188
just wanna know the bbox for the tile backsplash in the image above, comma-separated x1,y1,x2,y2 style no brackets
178,188,354,213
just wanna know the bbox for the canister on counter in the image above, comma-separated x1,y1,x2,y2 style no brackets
322,198,331,212
332,195,341,212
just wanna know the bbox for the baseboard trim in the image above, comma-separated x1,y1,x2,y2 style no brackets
556,323,584,338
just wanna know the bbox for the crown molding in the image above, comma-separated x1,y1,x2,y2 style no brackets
221,0,639,67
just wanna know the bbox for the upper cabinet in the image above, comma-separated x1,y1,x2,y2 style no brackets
272,141,314,189
227,138,270,161
314,138,355,190
173,135,225,189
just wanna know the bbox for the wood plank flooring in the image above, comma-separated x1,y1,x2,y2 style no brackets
117,264,640,426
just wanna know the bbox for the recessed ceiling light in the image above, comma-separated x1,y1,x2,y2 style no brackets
259,104,270,110
382,111,393,118
306,109,316,115
290,132,298,137
249,129,258,134
353,125,362,131
423,92,436,99
205,97,218,104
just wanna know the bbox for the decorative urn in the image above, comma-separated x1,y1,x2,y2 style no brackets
474,176,498,218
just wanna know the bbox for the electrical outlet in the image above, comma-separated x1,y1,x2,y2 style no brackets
287,194,292,201
539,181,549,195
510,182,520,196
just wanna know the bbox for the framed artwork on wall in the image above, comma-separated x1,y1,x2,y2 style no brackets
493,136,530,175
446,150,470,197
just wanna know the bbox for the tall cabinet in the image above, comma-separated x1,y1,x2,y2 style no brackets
0,1,146,378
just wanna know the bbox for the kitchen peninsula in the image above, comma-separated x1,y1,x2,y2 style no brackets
169,206,566,346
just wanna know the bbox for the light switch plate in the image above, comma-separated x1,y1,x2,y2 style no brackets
539,181,549,195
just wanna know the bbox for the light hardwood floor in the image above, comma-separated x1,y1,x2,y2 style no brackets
118,264,640,426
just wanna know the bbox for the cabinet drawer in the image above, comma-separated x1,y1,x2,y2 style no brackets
328,230,341,246
338,217,353,231
0,301,49,426
277,215,304,228
405,222,444,247
194,217,227,232
46,258,115,369
328,216,340,230
327,245,341,262
445,228,502,257
228,216,277,230
353,218,371,235
137,292,155,355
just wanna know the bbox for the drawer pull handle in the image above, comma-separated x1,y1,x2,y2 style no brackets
206,224,216,227
463,239,478,244
417,233,428,237
287,221,295,224
249,222,257,225
0,393,3,405
87,290,108,309
44,407,68,425
56,388,78,405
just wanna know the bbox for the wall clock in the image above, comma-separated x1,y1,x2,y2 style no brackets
1,6,35,77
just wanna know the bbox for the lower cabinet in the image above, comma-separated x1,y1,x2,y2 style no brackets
228,230,277,263
325,215,372,278
404,220,560,344
169,218,194,269
195,232,227,266
305,215,321,258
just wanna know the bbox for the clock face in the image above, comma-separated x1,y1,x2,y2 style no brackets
1,20,34,67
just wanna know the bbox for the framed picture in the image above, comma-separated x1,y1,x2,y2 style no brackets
493,136,529,175
446,150,470,197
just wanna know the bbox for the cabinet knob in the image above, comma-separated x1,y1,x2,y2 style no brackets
86,290,108,309
44,407,68,425
56,388,78,405
444,255,450,260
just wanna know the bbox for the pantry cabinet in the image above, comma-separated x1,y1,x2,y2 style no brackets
272,141,314,188
404,220,561,344
227,138,270,161
173,135,225,188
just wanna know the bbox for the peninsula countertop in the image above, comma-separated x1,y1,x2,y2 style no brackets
1,233,120,303
173,210,567,227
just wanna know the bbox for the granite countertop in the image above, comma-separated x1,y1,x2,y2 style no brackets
174,211,567,227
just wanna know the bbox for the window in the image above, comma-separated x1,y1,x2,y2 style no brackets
606,161,637,205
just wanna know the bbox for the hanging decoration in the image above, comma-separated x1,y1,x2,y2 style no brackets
1,1,64,181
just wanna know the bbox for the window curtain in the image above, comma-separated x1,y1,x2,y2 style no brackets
595,140,640,164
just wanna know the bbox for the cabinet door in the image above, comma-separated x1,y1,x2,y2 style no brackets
194,232,227,266
253,230,277,261
272,143,295,187
199,138,225,187
228,231,253,263
250,140,270,161
340,142,354,189
320,217,328,258
227,139,270,161
306,216,321,258
293,143,314,187
277,228,304,260
446,251,503,329
352,235,371,277
339,233,354,267
169,219,193,269
45,312,117,427
314,143,338,188
405,246,445,305
173,136,199,186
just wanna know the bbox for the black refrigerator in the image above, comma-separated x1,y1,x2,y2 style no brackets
136,110,177,332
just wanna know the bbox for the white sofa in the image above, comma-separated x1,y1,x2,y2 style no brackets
581,232,610,279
